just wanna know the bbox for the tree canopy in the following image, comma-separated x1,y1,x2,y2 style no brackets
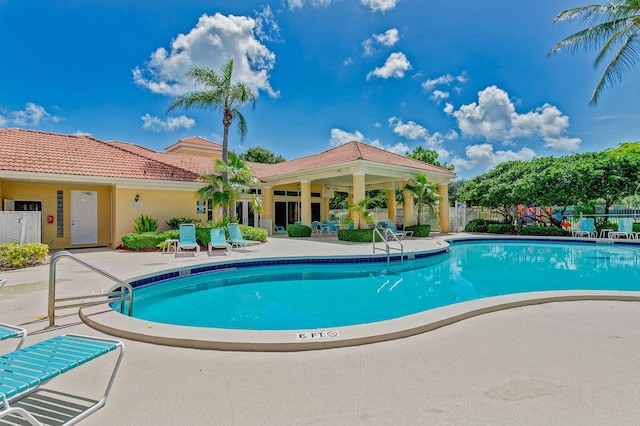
457,150,640,225
407,146,454,170
239,146,286,164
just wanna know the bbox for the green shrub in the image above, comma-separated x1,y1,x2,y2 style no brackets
464,219,503,233
521,225,571,237
133,214,158,233
487,224,516,234
286,224,312,237
404,224,431,237
338,229,384,242
166,217,201,230
239,225,268,242
207,217,231,229
0,243,49,270
121,230,178,250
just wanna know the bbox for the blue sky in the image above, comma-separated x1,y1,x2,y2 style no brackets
1,0,639,179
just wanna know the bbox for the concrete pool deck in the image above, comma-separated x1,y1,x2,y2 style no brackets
2,233,640,424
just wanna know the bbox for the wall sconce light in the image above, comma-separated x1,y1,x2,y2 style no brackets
134,194,140,202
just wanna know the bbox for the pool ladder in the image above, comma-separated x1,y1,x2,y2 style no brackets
47,251,133,327
373,228,404,266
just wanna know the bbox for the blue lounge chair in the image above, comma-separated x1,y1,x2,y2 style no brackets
385,219,413,239
176,224,200,257
0,322,26,350
228,223,261,251
274,224,286,234
208,228,231,256
609,219,636,239
572,218,596,238
0,334,124,425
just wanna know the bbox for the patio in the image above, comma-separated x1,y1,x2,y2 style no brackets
2,234,640,425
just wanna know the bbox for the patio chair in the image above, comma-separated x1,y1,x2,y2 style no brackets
386,219,413,239
227,223,261,251
311,221,322,236
0,334,124,426
176,224,200,257
0,322,26,350
572,218,596,238
207,228,231,256
609,219,636,239
274,224,286,234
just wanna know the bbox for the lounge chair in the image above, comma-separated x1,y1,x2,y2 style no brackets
176,224,200,257
0,278,5,291
208,228,231,256
274,224,286,234
385,219,413,239
0,334,124,425
572,218,596,238
227,223,261,251
609,219,636,239
0,322,26,350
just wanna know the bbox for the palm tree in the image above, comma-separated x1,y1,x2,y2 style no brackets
168,58,257,166
197,152,256,220
549,0,640,104
348,196,375,229
403,174,440,225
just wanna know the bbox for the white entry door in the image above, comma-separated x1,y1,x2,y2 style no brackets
70,190,97,245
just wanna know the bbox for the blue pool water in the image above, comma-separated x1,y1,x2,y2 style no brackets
121,240,640,330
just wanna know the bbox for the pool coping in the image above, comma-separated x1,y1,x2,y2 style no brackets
80,236,640,351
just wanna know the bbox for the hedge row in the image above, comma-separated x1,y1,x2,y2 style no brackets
121,225,268,250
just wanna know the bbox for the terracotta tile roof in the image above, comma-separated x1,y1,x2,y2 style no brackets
165,136,222,152
257,141,456,178
105,140,215,176
0,128,201,181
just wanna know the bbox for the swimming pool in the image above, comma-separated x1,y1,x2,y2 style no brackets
116,239,640,331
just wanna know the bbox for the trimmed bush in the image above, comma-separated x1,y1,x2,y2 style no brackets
521,225,571,237
286,224,312,237
121,230,178,250
121,224,267,250
0,243,49,270
404,224,431,237
487,224,516,234
338,229,384,242
464,219,502,233
238,225,268,242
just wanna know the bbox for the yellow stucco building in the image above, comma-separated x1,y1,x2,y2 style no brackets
0,128,456,249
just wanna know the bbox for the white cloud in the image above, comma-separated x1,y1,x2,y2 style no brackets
388,117,427,140
430,90,449,103
363,28,400,56
0,103,62,126
287,0,335,10
133,13,277,97
141,114,196,132
73,130,92,137
451,86,581,150
361,0,400,12
366,52,411,80
422,72,467,92
370,139,409,155
329,128,364,146
254,6,281,43
451,143,537,171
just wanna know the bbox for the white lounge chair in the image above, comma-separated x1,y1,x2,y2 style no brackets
208,228,231,256
609,219,636,239
0,334,124,425
0,322,26,350
227,223,260,251
176,224,200,257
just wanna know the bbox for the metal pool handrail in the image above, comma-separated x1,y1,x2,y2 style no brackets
48,251,133,327
373,228,404,266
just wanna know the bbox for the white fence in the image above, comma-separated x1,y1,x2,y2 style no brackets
0,211,42,244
